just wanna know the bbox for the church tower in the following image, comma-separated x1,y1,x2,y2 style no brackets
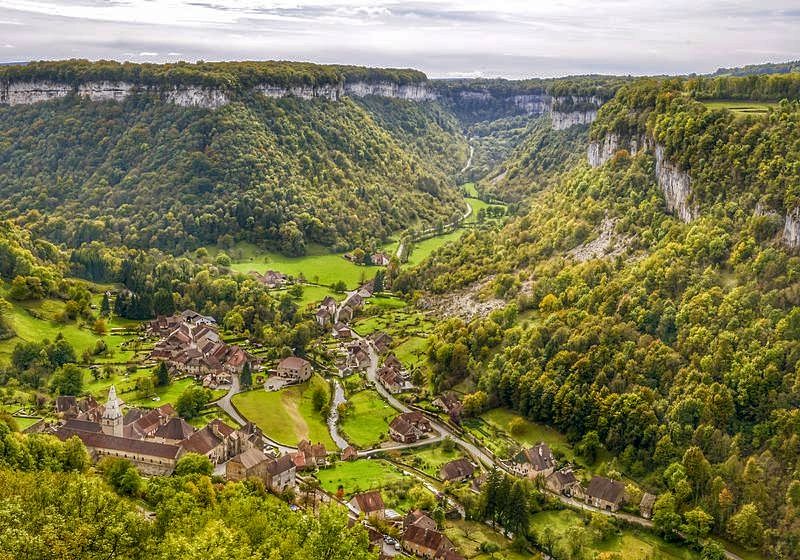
101,385,123,437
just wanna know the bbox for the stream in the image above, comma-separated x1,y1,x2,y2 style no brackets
327,380,348,450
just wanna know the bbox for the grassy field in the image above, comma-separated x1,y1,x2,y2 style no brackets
463,182,479,197
702,99,777,117
209,242,394,289
0,289,138,365
83,367,153,399
12,416,42,431
393,336,428,368
529,510,700,560
232,375,335,448
401,442,465,478
445,519,530,560
481,408,574,460
315,458,406,496
339,390,394,448
404,229,466,267
353,299,433,340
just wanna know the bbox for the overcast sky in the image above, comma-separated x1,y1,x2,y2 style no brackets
1,1,798,79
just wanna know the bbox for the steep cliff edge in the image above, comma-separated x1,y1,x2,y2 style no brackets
784,208,800,249
0,79,434,108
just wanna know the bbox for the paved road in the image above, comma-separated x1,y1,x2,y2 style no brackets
215,373,296,453
459,144,474,174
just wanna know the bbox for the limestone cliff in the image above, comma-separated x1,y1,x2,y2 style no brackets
587,133,647,167
0,79,434,108
784,208,800,249
654,144,696,222
552,109,598,130
588,135,695,222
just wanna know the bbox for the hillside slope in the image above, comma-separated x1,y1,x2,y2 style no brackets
0,61,466,255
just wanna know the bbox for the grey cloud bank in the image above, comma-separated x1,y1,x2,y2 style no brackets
0,1,798,78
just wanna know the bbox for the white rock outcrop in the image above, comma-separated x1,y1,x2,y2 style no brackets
0,79,436,109
587,133,647,167
655,144,695,222
1,81,72,105
783,208,800,249
77,81,134,102
552,109,598,131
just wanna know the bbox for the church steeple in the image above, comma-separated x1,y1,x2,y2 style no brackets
101,385,123,437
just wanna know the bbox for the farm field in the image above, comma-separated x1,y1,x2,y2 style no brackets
404,229,466,267
702,99,777,117
231,375,335,448
529,510,700,560
315,458,406,496
339,389,394,448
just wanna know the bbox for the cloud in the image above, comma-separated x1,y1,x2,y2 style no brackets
0,1,798,77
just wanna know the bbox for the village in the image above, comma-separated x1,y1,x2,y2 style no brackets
33,273,662,560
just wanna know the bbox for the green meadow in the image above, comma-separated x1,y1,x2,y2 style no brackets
339,389,394,448
231,375,335,448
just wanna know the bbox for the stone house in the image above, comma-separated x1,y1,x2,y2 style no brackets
545,467,582,497
265,453,297,492
275,356,312,382
349,490,385,519
401,525,464,560
585,476,626,512
389,412,432,443
404,509,437,531
510,442,556,479
440,458,475,482
640,492,656,519
227,447,270,482
180,419,241,464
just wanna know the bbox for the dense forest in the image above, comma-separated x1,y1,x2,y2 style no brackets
0,77,467,254
409,74,800,557
0,59,427,89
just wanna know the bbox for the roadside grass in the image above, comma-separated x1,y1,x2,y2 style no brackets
339,389,394,448
315,458,406,496
232,375,335,448
529,510,700,560
445,519,529,560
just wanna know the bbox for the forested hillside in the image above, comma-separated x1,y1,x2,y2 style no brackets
410,73,800,557
0,61,466,255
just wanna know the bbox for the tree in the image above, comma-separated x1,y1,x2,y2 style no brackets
461,391,488,417
311,385,328,416
100,293,111,317
700,541,726,560
508,417,526,436
92,317,108,336
99,457,142,496
50,364,83,396
240,361,252,389
726,503,764,551
576,431,601,463
681,507,713,546
332,280,347,293
175,386,213,419
373,270,385,293
652,492,681,539
155,362,170,387
175,453,213,476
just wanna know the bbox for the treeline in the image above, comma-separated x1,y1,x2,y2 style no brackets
711,59,800,77
0,91,464,255
0,59,427,89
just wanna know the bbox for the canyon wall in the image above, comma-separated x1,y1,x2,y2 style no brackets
588,134,695,222
784,208,800,249
0,79,435,108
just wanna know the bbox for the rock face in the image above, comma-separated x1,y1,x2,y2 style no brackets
654,144,695,222
784,208,800,249
0,79,435,108
552,109,598,130
1,81,72,104
587,133,647,168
